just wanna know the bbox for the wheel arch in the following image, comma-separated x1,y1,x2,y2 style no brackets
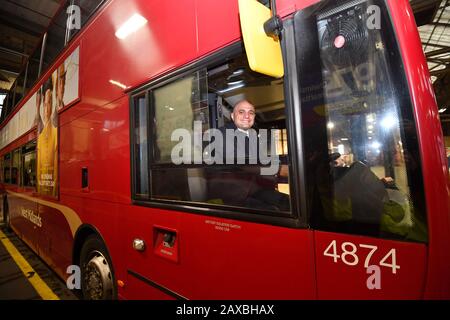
72,224,118,299
72,224,113,270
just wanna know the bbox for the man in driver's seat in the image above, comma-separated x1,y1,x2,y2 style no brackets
208,99,290,212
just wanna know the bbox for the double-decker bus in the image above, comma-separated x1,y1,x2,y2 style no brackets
0,0,449,300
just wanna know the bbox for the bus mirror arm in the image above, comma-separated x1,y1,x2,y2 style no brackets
264,0,283,39
264,15,283,39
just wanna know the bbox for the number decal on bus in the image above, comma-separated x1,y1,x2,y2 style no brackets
323,240,400,274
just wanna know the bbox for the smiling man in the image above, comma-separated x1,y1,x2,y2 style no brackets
217,99,259,164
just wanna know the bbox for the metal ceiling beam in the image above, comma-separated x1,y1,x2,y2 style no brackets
0,9,45,38
431,66,450,76
428,58,450,64
0,46,29,58
0,68,19,76
3,0,54,20
423,0,450,51
429,22,450,27
426,47,450,57
422,42,450,49
428,58,448,64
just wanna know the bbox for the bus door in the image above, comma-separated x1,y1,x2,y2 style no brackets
294,0,429,299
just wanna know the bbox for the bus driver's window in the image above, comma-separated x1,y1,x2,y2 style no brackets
147,51,293,216
204,54,291,214
299,1,427,242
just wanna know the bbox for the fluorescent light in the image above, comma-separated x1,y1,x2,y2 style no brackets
381,114,396,130
115,14,147,39
217,83,245,94
371,141,381,149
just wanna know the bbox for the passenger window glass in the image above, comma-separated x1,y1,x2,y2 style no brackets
3,153,11,184
25,42,42,93
136,51,292,215
42,13,66,73
134,95,149,198
11,149,20,185
298,0,427,242
22,142,37,188
0,157,3,183
152,70,208,163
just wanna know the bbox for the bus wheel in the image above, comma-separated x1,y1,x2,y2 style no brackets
80,235,116,300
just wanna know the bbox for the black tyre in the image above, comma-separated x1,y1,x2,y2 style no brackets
80,235,116,300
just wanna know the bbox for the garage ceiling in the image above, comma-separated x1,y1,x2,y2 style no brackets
0,0,449,107
0,0,61,89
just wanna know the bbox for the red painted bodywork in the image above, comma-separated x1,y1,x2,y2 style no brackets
387,0,450,298
1,0,449,299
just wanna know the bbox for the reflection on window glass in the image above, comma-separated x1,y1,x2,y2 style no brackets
0,158,3,183
22,142,37,188
299,0,427,242
11,149,20,185
153,70,208,163
3,153,11,184
134,95,149,198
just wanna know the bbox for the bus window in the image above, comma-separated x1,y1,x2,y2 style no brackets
0,156,3,183
297,0,427,242
3,153,11,184
22,142,37,188
11,149,20,185
133,50,292,216
133,95,149,198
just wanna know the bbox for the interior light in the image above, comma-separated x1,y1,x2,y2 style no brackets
371,141,381,149
227,80,244,86
327,122,335,129
217,83,245,94
439,108,447,113
115,14,148,39
381,114,396,130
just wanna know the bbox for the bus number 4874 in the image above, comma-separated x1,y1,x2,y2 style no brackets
323,240,400,274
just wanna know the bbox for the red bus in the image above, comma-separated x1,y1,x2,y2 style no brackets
0,0,449,300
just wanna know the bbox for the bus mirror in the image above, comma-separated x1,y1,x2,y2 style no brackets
238,0,284,78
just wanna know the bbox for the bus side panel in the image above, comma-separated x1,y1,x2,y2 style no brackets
195,0,241,56
277,0,321,17
74,0,198,119
123,206,316,299
387,0,450,298
37,204,74,279
315,231,427,299
59,97,131,204
180,214,316,299
7,189,39,253
59,96,131,280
